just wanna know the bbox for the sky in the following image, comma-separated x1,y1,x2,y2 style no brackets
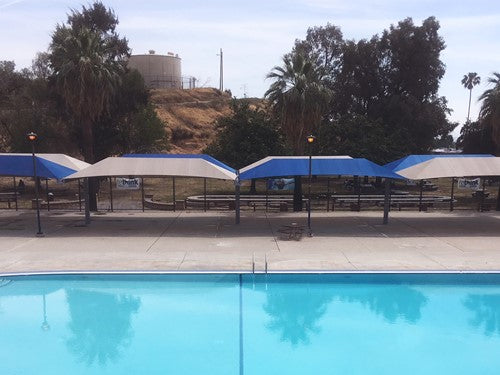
1,0,499,138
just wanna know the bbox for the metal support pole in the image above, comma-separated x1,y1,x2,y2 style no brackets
326,177,330,212
307,153,312,234
235,174,241,225
45,179,50,211
356,176,361,212
419,180,424,212
480,178,486,212
78,179,82,212
141,178,145,212
450,178,455,212
172,177,176,212
204,178,207,212
30,147,43,236
109,177,113,212
265,179,269,212
13,177,18,211
496,181,500,211
84,178,90,225
383,178,391,225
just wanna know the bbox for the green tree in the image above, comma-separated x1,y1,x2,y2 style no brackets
93,69,168,160
205,99,284,169
0,60,70,153
478,72,500,154
462,72,481,122
205,99,284,193
290,17,454,160
265,53,330,210
457,120,494,154
49,3,128,164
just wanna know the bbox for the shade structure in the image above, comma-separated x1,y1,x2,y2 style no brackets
0,153,90,179
65,154,237,180
239,156,403,180
385,154,494,174
391,156,500,180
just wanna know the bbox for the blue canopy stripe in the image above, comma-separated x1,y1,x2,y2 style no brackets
123,154,236,173
0,155,77,179
385,154,494,172
239,157,402,180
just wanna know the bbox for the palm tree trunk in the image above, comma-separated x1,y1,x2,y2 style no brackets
81,120,98,211
293,176,303,211
467,88,472,122
249,179,257,194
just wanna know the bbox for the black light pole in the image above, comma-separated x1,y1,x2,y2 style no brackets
27,132,43,236
307,135,316,236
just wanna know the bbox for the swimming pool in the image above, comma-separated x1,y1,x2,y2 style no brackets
0,273,499,374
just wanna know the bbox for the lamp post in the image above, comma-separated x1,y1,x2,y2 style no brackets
27,132,43,236
306,135,316,236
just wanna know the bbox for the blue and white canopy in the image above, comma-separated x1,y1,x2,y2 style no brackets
385,154,500,179
0,153,90,180
66,154,237,180
239,156,403,180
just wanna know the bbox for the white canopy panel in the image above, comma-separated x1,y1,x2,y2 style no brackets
397,157,500,179
65,156,237,180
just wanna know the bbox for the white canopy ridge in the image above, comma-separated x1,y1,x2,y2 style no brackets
396,157,500,180
65,156,237,180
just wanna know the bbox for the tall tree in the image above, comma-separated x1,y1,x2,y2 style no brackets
478,72,500,154
49,2,129,210
265,53,330,155
205,99,284,169
462,72,481,122
265,53,330,210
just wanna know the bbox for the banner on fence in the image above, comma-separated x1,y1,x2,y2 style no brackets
116,178,141,190
267,178,295,191
458,178,480,190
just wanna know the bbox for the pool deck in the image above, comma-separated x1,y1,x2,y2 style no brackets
0,209,499,274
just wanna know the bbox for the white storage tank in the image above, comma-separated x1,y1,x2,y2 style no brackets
128,50,182,89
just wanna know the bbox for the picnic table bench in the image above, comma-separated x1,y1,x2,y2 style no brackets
0,192,18,209
331,194,453,211
277,223,305,241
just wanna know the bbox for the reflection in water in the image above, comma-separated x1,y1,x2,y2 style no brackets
262,283,427,346
263,285,332,346
464,294,500,336
41,294,50,331
336,286,428,324
65,290,141,366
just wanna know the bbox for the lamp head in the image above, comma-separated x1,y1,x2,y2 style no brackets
306,135,316,144
27,132,37,142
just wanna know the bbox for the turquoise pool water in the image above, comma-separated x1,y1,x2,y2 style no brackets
0,273,499,374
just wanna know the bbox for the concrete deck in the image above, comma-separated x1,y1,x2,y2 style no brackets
0,209,499,274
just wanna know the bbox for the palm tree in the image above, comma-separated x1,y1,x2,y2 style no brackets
49,3,128,210
266,53,330,155
479,72,500,153
461,72,481,122
478,73,500,210
50,26,123,164
265,53,330,210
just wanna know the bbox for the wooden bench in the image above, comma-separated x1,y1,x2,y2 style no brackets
0,192,18,209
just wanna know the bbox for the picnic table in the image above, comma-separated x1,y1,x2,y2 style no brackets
0,192,18,209
277,223,305,241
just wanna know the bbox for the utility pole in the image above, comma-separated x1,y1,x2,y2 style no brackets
217,48,223,91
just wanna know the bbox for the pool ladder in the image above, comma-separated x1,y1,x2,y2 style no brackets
251,253,268,274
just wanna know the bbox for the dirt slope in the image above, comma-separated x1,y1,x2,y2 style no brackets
150,88,232,154
151,88,266,154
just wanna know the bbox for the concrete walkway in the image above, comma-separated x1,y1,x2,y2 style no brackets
0,209,499,273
